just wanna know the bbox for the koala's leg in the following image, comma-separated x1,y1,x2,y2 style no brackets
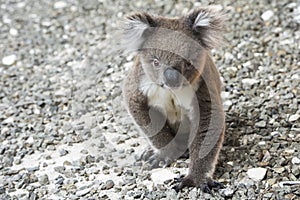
174,93,225,193
126,90,188,167
146,113,190,167
174,126,225,193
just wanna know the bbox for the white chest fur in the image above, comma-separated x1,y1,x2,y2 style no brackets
139,75,196,124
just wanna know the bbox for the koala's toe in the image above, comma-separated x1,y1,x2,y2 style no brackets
201,183,212,194
173,176,225,193
200,179,225,193
139,148,155,161
147,154,172,169
172,175,195,192
208,179,225,190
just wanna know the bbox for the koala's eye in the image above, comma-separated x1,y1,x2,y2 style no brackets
152,58,160,67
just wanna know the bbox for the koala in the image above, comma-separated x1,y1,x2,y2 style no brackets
121,6,226,193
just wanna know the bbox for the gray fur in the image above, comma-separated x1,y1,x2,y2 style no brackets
122,7,226,191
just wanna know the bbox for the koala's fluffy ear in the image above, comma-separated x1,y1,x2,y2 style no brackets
122,12,156,52
187,6,226,49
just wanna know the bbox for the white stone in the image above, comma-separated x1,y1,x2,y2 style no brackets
221,91,230,99
1,127,9,134
3,117,14,124
54,1,67,9
26,136,34,145
284,149,295,155
2,54,17,66
9,28,18,36
270,131,280,136
292,157,300,165
34,107,40,115
150,168,177,184
261,10,274,21
223,100,233,107
291,74,299,80
289,114,299,122
242,78,259,86
219,187,234,197
247,167,267,181
41,21,52,27
227,161,234,166
76,187,92,197
279,181,300,187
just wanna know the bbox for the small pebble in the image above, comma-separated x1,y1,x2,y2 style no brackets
289,114,299,122
255,121,266,128
39,174,50,185
261,10,274,21
55,175,64,185
247,167,267,181
59,149,69,156
291,157,300,165
2,55,16,66
54,1,67,9
103,180,114,190
9,28,18,36
54,166,66,173
242,78,259,86
219,187,234,197
76,187,92,197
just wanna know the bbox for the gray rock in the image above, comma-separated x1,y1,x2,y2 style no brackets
39,174,50,185
103,180,114,190
255,121,267,128
54,166,66,173
59,149,68,156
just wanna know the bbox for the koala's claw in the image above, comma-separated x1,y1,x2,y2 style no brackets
179,149,189,159
148,154,172,169
208,179,225,190
139,149,154,161
140,149,173,169
173,176,225,193
201,184,212,194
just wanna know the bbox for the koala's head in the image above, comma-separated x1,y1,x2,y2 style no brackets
122,7,225,89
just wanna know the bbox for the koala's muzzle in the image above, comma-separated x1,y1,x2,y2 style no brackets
164,68,181,88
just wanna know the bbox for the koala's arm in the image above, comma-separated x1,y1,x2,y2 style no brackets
123,61,181,156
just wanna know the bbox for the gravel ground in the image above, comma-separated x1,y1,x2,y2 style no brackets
0,0,299,199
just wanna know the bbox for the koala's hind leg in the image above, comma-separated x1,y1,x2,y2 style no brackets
174,127,225,193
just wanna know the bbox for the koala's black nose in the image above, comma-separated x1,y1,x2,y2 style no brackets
164,68,181,88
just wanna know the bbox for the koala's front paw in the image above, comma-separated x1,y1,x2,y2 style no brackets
139,149,173,169
147,153,173,169
173,175,225,193
139,148,155,161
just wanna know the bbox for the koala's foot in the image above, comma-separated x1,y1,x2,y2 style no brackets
140,149,173,169
179,149,189,159
173,175,225,194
